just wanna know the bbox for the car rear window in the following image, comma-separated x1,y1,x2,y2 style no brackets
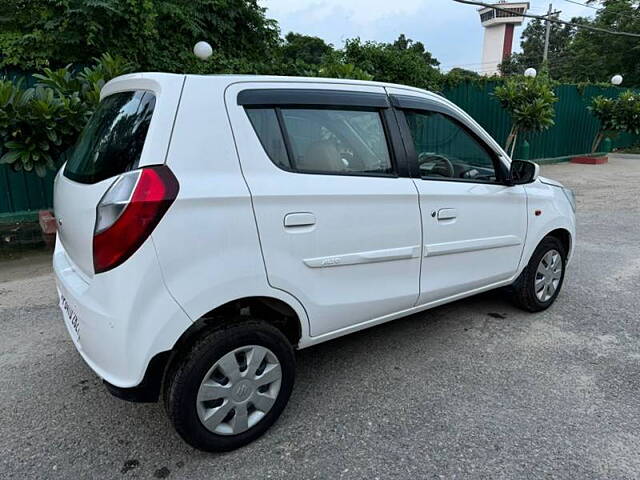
64,90,156,184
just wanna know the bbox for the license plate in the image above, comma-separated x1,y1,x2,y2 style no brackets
59,293,80,343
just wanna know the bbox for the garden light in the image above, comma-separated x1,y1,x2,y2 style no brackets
193,41,213,60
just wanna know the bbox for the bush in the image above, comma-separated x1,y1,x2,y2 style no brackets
342,36,441,91
493,75,557,156
589,91,640,152
318,63,373,81
0,54,132,176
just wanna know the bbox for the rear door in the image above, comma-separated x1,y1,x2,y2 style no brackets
387,88,527,304
225,83,421,337
54,74,183,278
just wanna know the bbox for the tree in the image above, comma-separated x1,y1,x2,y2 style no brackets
0,0,281,73
342,35,441,90
150,0,281,73
447,68,480,78
589,91,640,151
317,62,373,81
501,1,640,86
392,34,440,68
493,75,558,156
282,33,333,67
562,0,640,86
499,18,576,78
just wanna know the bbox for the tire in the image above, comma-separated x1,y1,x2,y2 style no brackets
164,319,295,452
509,235,567,312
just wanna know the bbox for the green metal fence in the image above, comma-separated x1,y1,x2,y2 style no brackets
0,168,56,222
1,80,639,220
0,70,51,222
442,82,640,160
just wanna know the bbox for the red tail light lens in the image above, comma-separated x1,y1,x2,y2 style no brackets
93,165,179,274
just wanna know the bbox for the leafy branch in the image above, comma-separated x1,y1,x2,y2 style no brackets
0,54,132,176
589,91,640,152
493,75,558,157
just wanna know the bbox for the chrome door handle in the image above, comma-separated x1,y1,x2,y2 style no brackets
284,212,316,227
437,208,457,220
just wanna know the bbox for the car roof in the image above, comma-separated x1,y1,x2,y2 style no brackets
196,74,431,92
107,72,440,98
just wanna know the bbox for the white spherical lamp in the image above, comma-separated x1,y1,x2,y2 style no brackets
611,74,623,86
524,67,537,78
193,41,213,60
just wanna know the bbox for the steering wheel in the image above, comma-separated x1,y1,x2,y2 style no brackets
417,153,455,178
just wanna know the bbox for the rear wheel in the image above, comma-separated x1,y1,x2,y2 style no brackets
164,319,295,452
509,236,566,312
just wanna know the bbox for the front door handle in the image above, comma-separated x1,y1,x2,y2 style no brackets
284,212,316,227
437,208,457,221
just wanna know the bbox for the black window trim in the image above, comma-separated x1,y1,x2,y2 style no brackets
243,101,410,178
274,107,298,171
390,94,510,184
238,89,390,108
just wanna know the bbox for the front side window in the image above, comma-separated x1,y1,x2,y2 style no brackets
404,110,498,182
246,107,393,176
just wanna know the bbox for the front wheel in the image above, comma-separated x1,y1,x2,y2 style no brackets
164,319,295,452
509,236,567,312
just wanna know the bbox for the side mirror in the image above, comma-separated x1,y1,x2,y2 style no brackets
509,160,539,185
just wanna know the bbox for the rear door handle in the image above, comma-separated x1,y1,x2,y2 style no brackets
284,212,316,227
437,208,457,221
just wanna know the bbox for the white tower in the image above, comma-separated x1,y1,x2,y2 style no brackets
478,2,529,75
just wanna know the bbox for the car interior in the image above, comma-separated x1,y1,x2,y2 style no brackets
282,109,393,174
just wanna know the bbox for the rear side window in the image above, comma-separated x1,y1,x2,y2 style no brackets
64,91,156,184
245,109,290,169
245,107,393,176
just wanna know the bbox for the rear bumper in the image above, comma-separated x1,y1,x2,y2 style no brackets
103,351,171,402
53,235,192,388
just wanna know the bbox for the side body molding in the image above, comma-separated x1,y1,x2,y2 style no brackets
304,245,421,268
425,235,522,257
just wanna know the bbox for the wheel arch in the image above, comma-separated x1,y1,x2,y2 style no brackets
174,296,304,353
546,228,572,259
520,216,574,275
165,296,304,398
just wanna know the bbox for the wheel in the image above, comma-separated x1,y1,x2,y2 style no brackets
164,319,295,452
509,236,566,312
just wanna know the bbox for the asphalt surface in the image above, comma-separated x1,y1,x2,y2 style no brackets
1,154,639,479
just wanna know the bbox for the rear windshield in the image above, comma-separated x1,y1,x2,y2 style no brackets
64,90,156,184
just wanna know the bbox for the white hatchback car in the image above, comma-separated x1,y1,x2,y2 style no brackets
54,73,576,451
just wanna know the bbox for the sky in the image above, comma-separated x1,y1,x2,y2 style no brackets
260,0,597,72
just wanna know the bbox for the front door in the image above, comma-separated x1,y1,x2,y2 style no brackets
226,83,422,336
388,88,528,304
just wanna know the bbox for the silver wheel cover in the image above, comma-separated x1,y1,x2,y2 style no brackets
196,345,282,436
535,249,563,302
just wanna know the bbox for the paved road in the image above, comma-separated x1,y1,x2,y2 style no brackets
1,155,639,479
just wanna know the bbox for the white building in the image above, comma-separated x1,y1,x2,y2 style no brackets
479,2,529,75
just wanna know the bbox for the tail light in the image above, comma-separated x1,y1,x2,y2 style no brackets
93,165,179,274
